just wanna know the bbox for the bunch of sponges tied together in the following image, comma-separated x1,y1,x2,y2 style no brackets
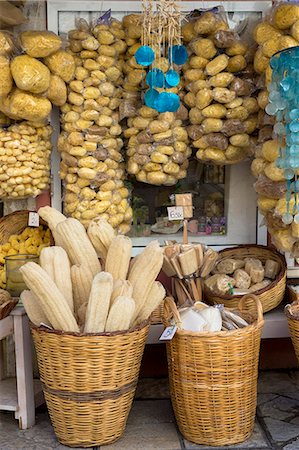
0,29,74,199
252,1,299,254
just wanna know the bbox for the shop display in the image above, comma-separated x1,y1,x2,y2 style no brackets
122,13,191,186
21,206,165,333
59,16,132,231
182,8,258,165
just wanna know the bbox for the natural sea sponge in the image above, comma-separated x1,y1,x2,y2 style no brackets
0,31,14,55
273,3,299,30
47,75,67,106
20,30,62,58
44,50,76,82
11,55,50,94
0,55,13,97
9,88,52,122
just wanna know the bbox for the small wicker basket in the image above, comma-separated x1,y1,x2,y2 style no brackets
163,295,264,446
0,298,18,320
204,245,286,313
0,210,49,245
31,322,149,448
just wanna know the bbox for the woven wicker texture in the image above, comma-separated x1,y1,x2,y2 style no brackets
0,299,18,320
31,323,149,448
150,299,164,324
204,245,286,313
163,295,264,446
0,210,48,245
287,316,299,365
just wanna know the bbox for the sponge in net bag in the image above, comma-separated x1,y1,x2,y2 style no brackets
44,50,75,82
11,55,50,94
46,74,67,106
20,30,62,58
0,55,13,97
8,88,52,122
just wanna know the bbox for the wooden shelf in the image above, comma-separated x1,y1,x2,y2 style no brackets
146,304,290,344
0,378,43,412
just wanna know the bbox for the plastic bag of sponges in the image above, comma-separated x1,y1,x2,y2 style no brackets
182,7,259,165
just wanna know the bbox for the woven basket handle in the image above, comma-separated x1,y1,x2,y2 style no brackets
163,296,182,328
238,294,264,326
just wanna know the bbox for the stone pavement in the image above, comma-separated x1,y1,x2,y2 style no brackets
1,371,299,449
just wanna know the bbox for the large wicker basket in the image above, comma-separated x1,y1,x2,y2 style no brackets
285,301,299,365
31,322,149,448
163,295,264,446
204,245,286,313
0,210,48,245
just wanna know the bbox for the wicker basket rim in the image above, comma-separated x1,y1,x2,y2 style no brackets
205,244,286,299
30,319,149,338
163,295,264,338
0,298,19,311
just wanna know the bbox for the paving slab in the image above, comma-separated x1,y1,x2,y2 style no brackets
258,371,298,395
127,399,175,425
0,411,96,450
257,393,278,406
283,437,299,449
182,422,269,449
103,422,181,450
263,417,299,443
259,395,299,421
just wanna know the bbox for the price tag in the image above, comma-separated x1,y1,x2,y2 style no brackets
28,212,39,227
159,325,177,341
167,206,184,221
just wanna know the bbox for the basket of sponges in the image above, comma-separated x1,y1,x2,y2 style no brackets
203,245,286,313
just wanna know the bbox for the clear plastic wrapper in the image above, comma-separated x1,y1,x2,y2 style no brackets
183,8,259,165
254,175,286,199
126,105,191,186
0,1,27,29
0,28,70,121
0,119,52,200
60,15,132,232
122,13,190,186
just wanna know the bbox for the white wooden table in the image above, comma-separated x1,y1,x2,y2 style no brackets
0,306,44,429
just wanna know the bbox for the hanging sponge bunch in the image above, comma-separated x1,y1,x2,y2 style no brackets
58,14,132,232
0,30,72,122
251,1,299,253
182,7,259,165
121,9,191,187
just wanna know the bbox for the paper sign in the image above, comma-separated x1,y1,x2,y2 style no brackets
168,206,184,221
159,325,177,341
28,212,39,227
